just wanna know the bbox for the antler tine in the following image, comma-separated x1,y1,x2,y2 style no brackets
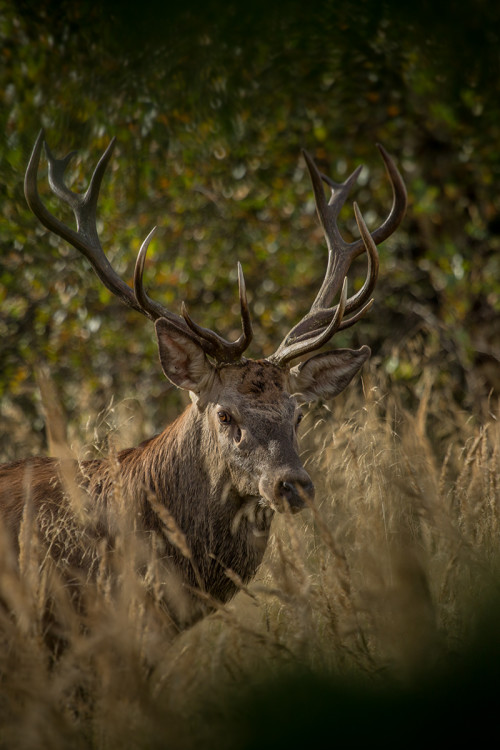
133,226,183,324
371,144,408,246
338,201,379,323
180,262,253,362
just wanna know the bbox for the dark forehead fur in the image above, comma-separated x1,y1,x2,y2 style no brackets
222,359,287,402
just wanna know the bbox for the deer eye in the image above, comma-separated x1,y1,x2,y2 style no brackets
218,411,232,424
296,412,304,427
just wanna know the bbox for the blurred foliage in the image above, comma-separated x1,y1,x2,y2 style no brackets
1,0,499,458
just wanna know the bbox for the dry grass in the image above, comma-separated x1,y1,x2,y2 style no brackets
0,368,499,748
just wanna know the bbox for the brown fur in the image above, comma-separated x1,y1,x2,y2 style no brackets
0,330,376,634
0,365,310,629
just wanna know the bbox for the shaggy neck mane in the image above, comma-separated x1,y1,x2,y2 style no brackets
85,403,272,615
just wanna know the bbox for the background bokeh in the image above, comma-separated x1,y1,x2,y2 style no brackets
1,0,499,459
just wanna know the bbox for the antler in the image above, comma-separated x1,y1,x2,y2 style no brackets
24,130,252,363
269,145,407,366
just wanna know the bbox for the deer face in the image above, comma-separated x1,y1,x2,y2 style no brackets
155,325,313,512
155,321,372,513
208,360,312,513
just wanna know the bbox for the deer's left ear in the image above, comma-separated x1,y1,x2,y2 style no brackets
289,345,370,402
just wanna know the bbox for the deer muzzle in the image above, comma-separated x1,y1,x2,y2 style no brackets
259,470,314,514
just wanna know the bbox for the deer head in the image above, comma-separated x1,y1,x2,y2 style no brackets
24,132,406,516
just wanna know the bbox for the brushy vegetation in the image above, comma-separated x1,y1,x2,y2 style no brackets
0,358,498,749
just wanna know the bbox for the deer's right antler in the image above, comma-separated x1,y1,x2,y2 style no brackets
25,131,253,363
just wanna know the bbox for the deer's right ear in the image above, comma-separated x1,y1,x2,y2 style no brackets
155,318,215,393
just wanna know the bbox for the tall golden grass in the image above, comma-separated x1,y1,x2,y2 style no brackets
0,363,498,748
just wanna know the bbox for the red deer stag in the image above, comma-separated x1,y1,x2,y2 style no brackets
0,132,406,627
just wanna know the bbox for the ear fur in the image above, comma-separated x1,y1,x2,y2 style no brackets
289,345,370,402
155,318,215,393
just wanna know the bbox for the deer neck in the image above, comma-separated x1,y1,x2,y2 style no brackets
130,403,272,598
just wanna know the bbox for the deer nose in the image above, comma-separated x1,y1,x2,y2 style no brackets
275,473,314,513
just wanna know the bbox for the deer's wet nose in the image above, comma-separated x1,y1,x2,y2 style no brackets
275,474,314,513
